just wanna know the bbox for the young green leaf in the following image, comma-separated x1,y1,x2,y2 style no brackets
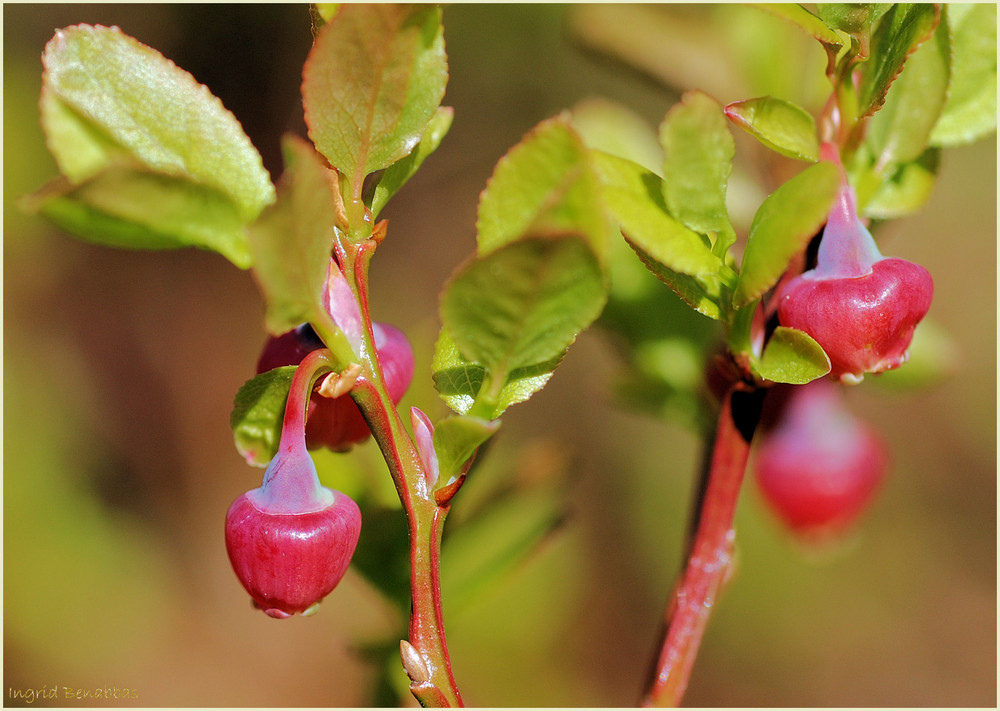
930,3,998,147
733,161,839,308
660,91,736,240
753,326,830,385
751,4,845,66
231,367,296,467
248,135,342,337
431,328,555,418
816,4,887,58
370,106,453,218
627,240,726,321
591,151,725,278
476,115,610,259
724,96,820,162
302,4,447,194
858,4,941,118
432,415,500,485
25,168,251,268
40,24,274,223
866,11,951,166
441,235,607,380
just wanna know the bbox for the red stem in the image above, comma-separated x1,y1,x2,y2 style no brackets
279,349,336,452
642,384,764,707
341,238,464,707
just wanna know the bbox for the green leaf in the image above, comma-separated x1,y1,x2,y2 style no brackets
230,367,296,467
724,96,820,162
930,4,998,147
752,3,845,51
302,4,447,190
248,135,340,336
309,3,340,35
370,106,453,217
660,90,736,240
40,24,274,223
591,151,725,278
753,326,830,384
476,115,610,259
734,161,839,308
626,240,726,320
862,147,940,220
816,4,887,57
24,168,251,268
866,10,951,166
432,415,500,484
441,234,607,379
858,4,941,118
431,328,555,417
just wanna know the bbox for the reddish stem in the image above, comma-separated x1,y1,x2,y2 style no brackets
340,238,464,707
642,384,764,707
280,349,337,450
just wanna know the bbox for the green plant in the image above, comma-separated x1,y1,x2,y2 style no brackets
22,3,994,706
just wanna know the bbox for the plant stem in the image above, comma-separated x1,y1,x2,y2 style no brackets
282,349,338,443
340,237,464,707
642,383,765,707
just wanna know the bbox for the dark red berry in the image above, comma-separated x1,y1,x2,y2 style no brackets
256,323,415,451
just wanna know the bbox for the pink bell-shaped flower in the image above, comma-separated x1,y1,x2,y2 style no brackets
776,144,933,384
226,351,362,618
754,380,889,538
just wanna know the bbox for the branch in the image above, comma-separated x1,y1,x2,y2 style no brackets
642,383,765,707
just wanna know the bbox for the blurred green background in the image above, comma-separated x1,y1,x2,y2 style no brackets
4,4,995,707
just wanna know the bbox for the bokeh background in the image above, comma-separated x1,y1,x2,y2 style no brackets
4,4,995,707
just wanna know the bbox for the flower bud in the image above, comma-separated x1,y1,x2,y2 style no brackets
256,322,415,451
776,144,933,384
754,381,889,538
226,412,361,618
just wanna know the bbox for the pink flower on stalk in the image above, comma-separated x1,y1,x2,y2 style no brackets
226,352,362,618
776,144,933,384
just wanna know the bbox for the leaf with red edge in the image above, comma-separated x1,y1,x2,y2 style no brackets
858,4,941,118
302,4,447,195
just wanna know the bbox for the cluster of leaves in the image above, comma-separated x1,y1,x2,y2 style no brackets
571,3,996,427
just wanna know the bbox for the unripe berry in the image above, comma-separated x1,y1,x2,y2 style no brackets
776,144,933,384
226,351,362,618
256,323,415,451
754,381,889,538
